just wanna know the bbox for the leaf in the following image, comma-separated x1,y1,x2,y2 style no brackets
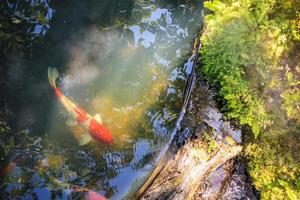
11,18,21,24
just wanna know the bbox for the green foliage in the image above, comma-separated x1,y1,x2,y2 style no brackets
281,61,300,123
203,132,219,154
201,0,276,137
245,128,300,200
201,0,299,137
200,0,300,199
281,89,300,123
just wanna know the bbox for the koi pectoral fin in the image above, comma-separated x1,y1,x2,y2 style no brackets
66,118,77,127
78,133,93,146
94,114,102,124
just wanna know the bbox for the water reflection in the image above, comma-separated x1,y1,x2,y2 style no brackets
5,0,54,38
1,0,203,199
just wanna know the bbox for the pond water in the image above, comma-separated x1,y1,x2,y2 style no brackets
1,0,203,199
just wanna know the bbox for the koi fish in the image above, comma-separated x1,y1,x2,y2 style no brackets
0,158,23,177
47,67,113,145
47,172,108,200
39,161,108,200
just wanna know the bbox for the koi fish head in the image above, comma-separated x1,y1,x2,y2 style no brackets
88,119,113,144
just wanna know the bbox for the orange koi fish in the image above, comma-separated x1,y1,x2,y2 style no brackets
48,67,113,145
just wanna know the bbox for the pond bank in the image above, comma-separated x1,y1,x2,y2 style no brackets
136,34,258,199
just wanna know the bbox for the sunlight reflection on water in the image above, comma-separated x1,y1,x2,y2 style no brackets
2,0,203,199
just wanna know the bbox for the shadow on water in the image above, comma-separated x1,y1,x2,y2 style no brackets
0,0,203,199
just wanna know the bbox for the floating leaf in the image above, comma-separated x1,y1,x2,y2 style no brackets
11,18,21,24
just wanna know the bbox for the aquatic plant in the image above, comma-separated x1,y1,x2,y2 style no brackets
0,0,53,55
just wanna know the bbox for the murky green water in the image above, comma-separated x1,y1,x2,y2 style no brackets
1,0,203,199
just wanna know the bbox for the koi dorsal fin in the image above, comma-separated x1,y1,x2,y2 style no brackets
48,67,59,88
94,114,102,124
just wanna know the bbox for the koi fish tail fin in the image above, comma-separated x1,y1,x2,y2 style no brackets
48,67,59,88
78,133,93,146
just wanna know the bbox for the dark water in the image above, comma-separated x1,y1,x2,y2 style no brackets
1,0,203,199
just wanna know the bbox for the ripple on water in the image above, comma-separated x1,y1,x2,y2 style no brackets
1,0,204,199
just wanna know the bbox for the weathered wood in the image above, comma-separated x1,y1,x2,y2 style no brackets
140,140,242,200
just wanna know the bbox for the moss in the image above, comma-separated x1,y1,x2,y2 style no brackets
193,147,210,162
202,132,219,155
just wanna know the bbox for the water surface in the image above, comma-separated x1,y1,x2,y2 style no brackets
1,0,203,199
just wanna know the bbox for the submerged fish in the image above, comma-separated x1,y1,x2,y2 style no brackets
0,158,23,177
40,165,108,200
48,67,113,145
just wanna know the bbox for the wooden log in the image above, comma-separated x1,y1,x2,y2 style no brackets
140,140,242,200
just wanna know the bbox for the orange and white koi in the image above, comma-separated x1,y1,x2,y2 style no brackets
48,67,113,145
